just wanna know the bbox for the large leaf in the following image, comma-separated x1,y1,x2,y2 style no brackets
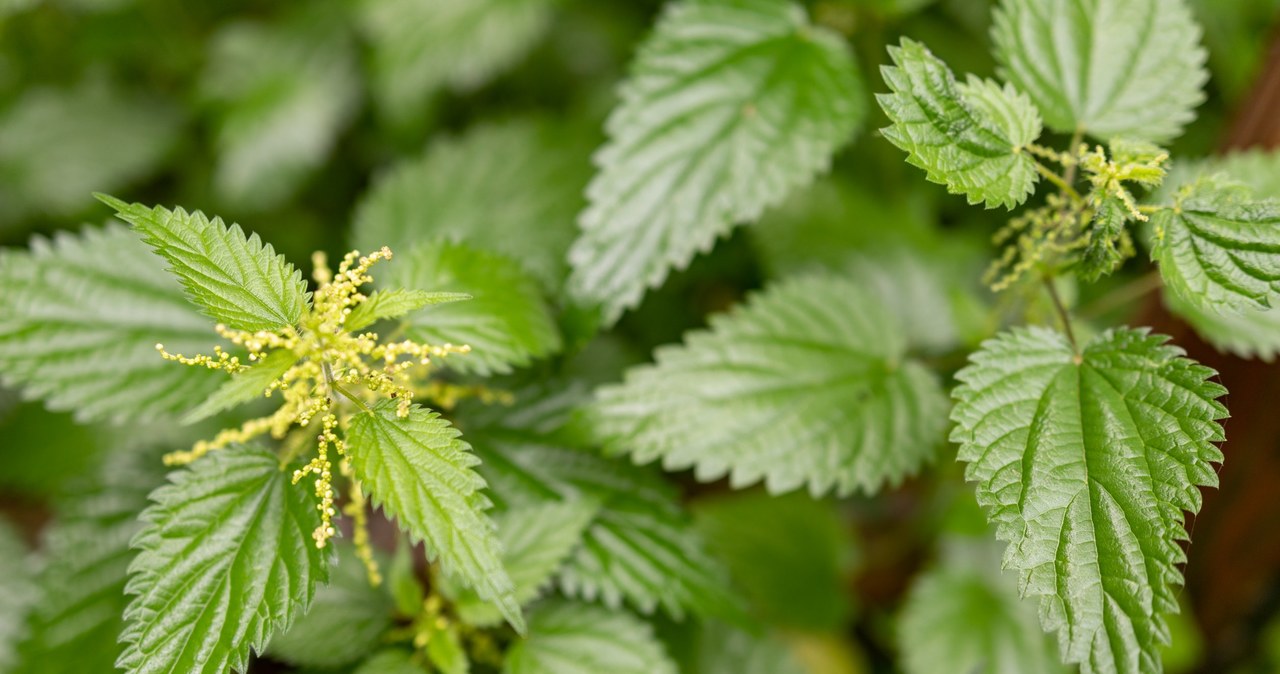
951,327,1226,674
383,241,561,375
357,0,557,122
200,15,360,210
99,196,310,332
352,118,592,292
14,447,164,674
345,401,522,633
503,601,677,674
0,225,223,423
592,275,948,496
877,38,1041,209
118,445,330,674
567,0,866,324
992,0,1207,141
1150,180,1280,314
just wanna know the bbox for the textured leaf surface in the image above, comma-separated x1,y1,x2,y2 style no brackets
383,242,561,375
183,348,299,424
345,401,522,633
0,225,223,423
14,449,164,674
992,0,1207,141
449,499,600,626
345,290,469,333
1150,180,1280,314
201,17,360,210
100,196,309,332
593,275,948,496
951,327,1226,674
567,0,866,323
119,446,330,674
0,520,36,672
503,601,676,674
268,543,394,668
352,118,591,292
358,0,556,122
693,491,850,631
877,38,1041,209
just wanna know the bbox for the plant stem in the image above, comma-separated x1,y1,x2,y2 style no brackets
1044,278,1079,354
1078,271,1164,321
323,361,371,413
1035,162,1082,201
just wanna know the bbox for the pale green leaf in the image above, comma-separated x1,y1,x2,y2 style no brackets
99,196,310,332
1150,179,1280,313
346,290,470,333
567,0,866,324
354,649,425,674
182,348,299,424
383,242,561,376
201,15,360,210
267,543,394,668
951,327,1226,674
0,225,223,423
693,491,851,631
877,38,1041,209
345,400,523,634
685,623,809,674
118,445,330,674
0,80,179,222
992,0,1207,141
352,118,591,292
0,520,36,672
593,275,949,496
358,0,556,122
425,625,468,674
14,448,163,674
503,601,676,674
449,499,600,627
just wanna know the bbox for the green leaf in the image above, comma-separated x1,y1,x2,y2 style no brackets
345,400,523,634
354,649,425,674
357,0,557,122
425,625,468,674
567,0,866,324
14,448,163,674
1150,179,1280,313
877,38,1041,209
200,15,360,210
950,327,1226,674
182,348,299,424
352,118,592,292
118,445,331,674
592,275,948,496
0,80,180,222
0,225,224,423
267,543,394,668
383,241,561,376
503,601,677,674
98,196,310,332
389,541,425,618
346,290,470,333
448,499,600,627
1165,286,1280,362
992,0,1207,141
693,491,851,631
1079,193,1132,282
0,520,37,672
898,545,1066,674
684,623,809,674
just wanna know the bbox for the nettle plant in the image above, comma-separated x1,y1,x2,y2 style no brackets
2,0,1279,673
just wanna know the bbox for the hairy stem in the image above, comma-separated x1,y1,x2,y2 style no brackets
1044,278,1079,354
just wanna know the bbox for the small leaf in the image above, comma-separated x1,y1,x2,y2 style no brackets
992,0,1207,141
425,625,468,674
345,401,523,634
503,601,677,674
685,623,809,674
383,241,561,376
354,649,425,674
592,275,948,496
98,195,310,332
267,543,394,668
0,225,223,423
182,348,299,424
0,520,37,672
1151,179,1280,313
951,327,1226,674
118,445,330,674
567,0,866,324
877,38,1041,209
346,289,471,333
